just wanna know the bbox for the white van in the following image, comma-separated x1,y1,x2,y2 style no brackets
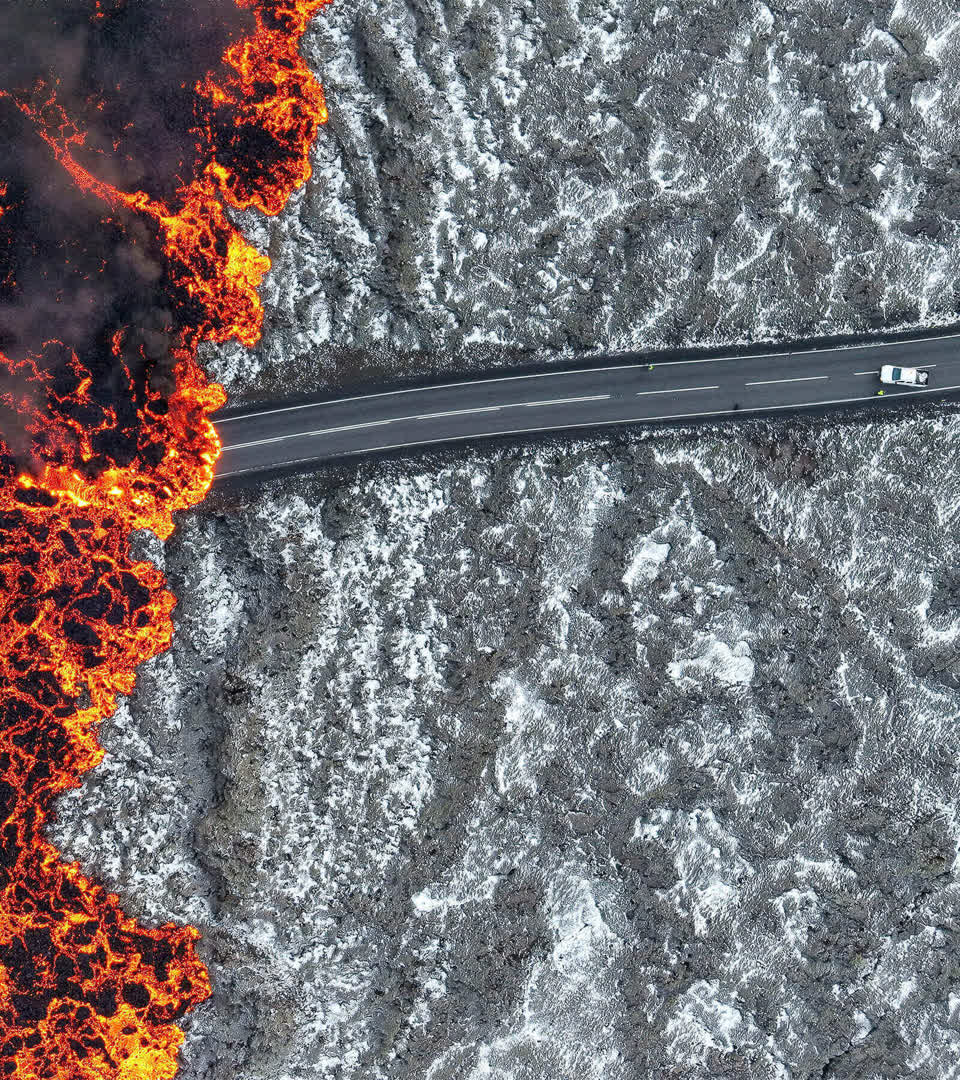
879,365,929,386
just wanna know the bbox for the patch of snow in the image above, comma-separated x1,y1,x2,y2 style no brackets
668,638,756,686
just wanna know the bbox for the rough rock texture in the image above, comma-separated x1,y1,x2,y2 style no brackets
46,0,960,1075
211,0,960,401
56,408,960,1078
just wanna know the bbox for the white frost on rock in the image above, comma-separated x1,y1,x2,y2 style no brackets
622,536,671,589
663,980,749,1066
50,413,960,1078
35,2,960,1079
208,0,960,398
667,638,756,687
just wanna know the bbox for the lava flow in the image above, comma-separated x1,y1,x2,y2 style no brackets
0,0,329,1076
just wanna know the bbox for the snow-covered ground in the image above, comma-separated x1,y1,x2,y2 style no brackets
50,0,960,1075
210,0,960,400
56,410,960,1078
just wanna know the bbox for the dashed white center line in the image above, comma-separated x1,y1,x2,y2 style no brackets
415,405,502,420
229,395,614,449
746,375,829,386
217,377,960,477
520,394,610,408
416,394,609,420
635,385,719,396
226,417,399,451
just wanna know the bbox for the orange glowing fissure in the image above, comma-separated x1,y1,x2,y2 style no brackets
0,1,329,1076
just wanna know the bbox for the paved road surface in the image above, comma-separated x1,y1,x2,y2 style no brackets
217,334,960,481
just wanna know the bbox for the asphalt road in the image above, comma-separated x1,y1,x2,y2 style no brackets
216,334,960,481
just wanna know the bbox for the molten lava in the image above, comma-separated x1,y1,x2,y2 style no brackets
199,0,330,215
0,0,329,1076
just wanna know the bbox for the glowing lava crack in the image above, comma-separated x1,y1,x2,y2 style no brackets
0,0,329,1075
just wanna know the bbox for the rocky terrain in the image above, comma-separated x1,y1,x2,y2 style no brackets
57,408,960,1078
212,0,960,401
47,0,960,1076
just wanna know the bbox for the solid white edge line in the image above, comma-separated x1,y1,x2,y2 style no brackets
216,384,960,478
216,333,960,423
745,376,829,386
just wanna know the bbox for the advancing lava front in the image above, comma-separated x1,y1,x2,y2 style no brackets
0,1,328,1075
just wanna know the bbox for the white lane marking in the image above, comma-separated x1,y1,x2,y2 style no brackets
421,394,609,420
226,395,611,451
746,376,828,386
216,333,960,423
635,385,718,396
644,358,728,367
217,369,636,423
415,406,502,420
642,336,960,367
522,394,609,407
218,383,960,478
226,417,397,451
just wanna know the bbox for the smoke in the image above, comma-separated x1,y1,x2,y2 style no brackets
0,0,253,190
0,0,254,473
0,0,252,363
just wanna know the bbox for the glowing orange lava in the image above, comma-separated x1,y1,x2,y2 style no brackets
0,0,329,1076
